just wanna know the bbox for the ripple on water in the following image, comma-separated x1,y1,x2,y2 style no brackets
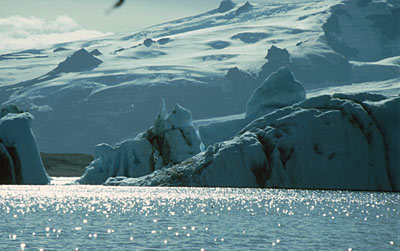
0,186,398,250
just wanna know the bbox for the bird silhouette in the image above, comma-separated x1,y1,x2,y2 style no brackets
114,0,124,8
105,0,124,15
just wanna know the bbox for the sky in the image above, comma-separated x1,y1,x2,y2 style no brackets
0,0,220,53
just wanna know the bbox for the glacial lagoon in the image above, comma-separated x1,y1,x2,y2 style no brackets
0,181,398,250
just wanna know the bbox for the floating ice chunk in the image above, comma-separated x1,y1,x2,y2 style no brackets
78,139,153,185
79,100,203,184
0,112,50,184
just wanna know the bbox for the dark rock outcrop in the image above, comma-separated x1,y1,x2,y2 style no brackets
51,48,102,74
90,49,102,56
235,1,253,15
217,0,236,13
257,45,351,87
144,38,155,47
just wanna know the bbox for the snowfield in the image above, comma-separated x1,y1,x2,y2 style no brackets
0,0,399,190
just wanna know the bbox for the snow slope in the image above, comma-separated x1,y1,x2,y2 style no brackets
1,0,399,153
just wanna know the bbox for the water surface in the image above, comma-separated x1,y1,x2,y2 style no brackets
0,184,398,250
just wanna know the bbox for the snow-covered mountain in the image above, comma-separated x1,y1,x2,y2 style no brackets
0,0,399,155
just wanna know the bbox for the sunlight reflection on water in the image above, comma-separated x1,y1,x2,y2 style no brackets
0,186,398,250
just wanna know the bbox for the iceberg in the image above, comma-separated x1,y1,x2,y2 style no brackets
0,106,50,185
78,138,153,185
78,99,203,184
105,93,399,192
246,66,306,119
199,66,306,147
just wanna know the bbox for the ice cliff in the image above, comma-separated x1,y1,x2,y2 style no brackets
0,105,50,185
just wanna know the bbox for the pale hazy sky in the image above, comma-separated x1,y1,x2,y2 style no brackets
0,0,221,33
0,0,223,53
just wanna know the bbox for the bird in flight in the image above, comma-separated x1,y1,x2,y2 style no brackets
105,0,124,15
114,0,124,8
